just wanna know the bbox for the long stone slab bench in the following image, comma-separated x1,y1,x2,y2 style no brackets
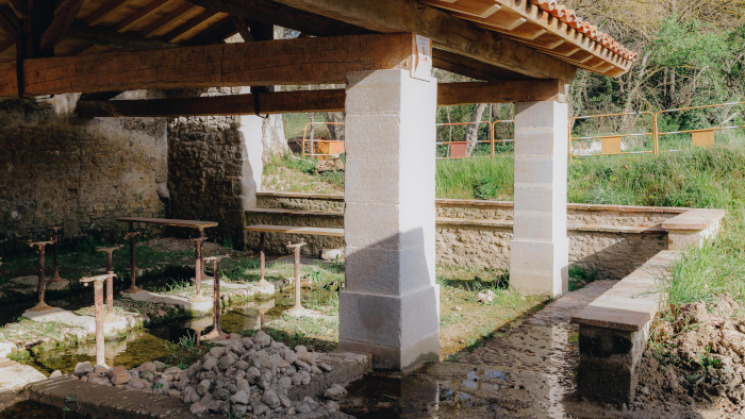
569,207,724,403
571,250,679,403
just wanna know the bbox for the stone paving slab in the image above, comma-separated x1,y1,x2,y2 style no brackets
127,281,276,316
25,377,198,419
22,307,134,335
0,357,46,394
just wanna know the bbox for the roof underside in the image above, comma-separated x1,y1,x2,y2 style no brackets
0,0,635,80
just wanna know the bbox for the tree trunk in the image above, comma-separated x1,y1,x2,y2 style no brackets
465,103,488,157
325,112,345,140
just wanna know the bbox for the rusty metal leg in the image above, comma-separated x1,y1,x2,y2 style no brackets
203,255,229,341
286,242,308,316
199,229,213,281
94,279,106,367
190,237,207,302
81,273,115,367
122,226,142,294
258,232,269,286
97,246,120,316
48,226,65,284
29,241,54,312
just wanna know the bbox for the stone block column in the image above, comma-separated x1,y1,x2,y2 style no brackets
509,101,569,297
340,69,440,370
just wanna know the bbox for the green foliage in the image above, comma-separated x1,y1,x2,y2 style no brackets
162,331,210,366
436,156,513,200
568,265,599,291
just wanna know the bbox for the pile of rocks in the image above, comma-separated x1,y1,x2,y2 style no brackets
69,360,183,398
69,331,350,418
179,331,347,417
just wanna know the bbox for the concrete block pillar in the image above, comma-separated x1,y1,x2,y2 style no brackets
340,69,440,370
510,101,569,297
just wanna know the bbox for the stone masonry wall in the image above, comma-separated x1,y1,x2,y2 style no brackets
0,98,167,251
168,116,245,247
251,193,675,280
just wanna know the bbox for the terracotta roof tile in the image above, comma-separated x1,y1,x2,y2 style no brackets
529,0,637,62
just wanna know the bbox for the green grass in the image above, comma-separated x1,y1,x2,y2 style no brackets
265,142,745,310
436,155,514,200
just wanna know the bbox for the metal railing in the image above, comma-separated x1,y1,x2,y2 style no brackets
435,120,515,159
571,101,745,158
296,101,744,161
569,111,656,158
654,101,745,154
301,122,346,160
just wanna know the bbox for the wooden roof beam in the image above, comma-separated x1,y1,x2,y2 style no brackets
0,32,419,97
85,0,128,26
114,0,175,32
139,3,199,37
66,21,177,50
162,9,218,42
0,5,20,37
187,0,366,37
266,0,576,81
76,80,566,118
39,0,83,50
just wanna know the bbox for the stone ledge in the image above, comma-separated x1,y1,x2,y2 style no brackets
25,377,198,419
571,250,678,332
661,208,725,231
257,192,693,216
571,249,681,403
245,211,668,236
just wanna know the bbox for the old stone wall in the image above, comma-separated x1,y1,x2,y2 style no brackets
250,192,675,279
168,116,246,246
0,97,167,251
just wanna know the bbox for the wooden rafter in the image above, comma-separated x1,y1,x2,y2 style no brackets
66,21,177,50
182,15,235,44
0,32,418,97
40,0,84,50
0,38,14,54
187,0,366,37
75,79,566,118
161,9,218,42
114,0,175,32
5,0,26,18
84,0,128,26
0,5,20,37
139,3,198,37
264,0,577,81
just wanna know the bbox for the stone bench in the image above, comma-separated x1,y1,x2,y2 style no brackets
662,208,725,250
570,207,725,403
571,250,678,403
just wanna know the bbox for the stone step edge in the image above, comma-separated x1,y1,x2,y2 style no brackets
245,210,667,235
257,191,692,215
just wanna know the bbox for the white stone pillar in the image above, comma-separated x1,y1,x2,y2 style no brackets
340,69,440,370
509,101,569,298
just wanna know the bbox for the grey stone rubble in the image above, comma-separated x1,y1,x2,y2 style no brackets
69,331,350,418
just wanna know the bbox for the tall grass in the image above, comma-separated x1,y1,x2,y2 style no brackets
435,146,745,307
436,156,513,200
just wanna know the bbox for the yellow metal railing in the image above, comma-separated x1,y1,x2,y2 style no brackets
435,120,514,159
295,101,744,161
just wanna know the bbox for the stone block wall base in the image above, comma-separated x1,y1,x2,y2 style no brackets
577,325,645,403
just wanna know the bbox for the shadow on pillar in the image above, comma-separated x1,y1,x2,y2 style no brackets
339,228,440,372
